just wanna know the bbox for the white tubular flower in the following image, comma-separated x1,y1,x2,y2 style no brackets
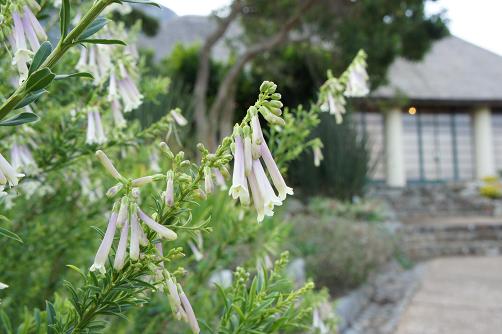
208,269,233,289
313,146,324,167
138,208,177,240
247,168,266,223
0,152,22,187
213,168,227,190
93,110,107,144
259,142,293,201
96,150,123,181
129,210,140,261
23,5,46,42
345,61,370,97
243,135,253,176
166,276,185,321
77,46,110,85
10,143,36,173
170,109,188,126
86,110,96,144
204,167,214,194
113,219,129,271
328,93,346,124
21,10,39,50
117,62,143,112
250,115,263,159
116,196,128,228
252,159,282,210
229,135,250,205
164,171,174,206
13,49,31,83
138,221,149,247
12,12,27,51
0,282,8,289
111,99,126,128
188,240,204,261
11,12,32,82
94,45,111,84
108,70,118,101
178,284,200,334
90,205,118,274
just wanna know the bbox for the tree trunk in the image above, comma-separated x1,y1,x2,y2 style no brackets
207,0,319,137
193,1,242,149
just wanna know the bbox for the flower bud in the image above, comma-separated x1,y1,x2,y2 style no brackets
165,171,174,206
131,175,154,187
159,142,175,159
96,150,123,181
106,183,123,198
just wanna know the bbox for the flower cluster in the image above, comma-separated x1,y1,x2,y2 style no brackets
76,24,144,141
163,271,200,333
7,0,47,82
90,150,177,274
229,81,293,222
319,49,370,124
76,45,112,86
90,149,201,333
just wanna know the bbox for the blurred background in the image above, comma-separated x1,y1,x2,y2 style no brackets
132,0,502,332
3,0,502,333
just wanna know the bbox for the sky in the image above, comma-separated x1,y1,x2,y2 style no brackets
159,0,502,56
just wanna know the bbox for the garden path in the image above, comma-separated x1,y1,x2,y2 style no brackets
394,256,502,334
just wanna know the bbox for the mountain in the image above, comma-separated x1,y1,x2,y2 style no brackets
135,6,239,62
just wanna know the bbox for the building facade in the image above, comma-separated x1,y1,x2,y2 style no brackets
359,36,502,187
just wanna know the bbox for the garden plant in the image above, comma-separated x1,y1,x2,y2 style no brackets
0,1,369,333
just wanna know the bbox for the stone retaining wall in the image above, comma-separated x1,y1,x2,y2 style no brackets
400,222,502,260
368,183,502,220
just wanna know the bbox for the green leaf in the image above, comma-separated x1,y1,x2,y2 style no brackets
78,17,109,40
66,265,86,279
78,38,127,46
0,112,40,126
0,310,13,334
25,68,55,92
60,0,71,37
29,41,52,75
0,225,23,243
54,72,94,80
122,0,161,7
14,89,47,109
45,301,56,334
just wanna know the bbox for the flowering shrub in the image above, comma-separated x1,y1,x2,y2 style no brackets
0,1,370,333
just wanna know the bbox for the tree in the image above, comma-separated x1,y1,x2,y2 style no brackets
190,0,447,148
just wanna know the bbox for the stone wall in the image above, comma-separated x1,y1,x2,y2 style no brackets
368,182,502,221
399,221,502,260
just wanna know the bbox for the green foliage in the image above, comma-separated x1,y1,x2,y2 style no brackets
289,111,371,200
240,0,448,89
216,254,315,333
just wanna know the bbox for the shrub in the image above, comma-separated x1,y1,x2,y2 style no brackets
288,199,393,295
288,111,371,200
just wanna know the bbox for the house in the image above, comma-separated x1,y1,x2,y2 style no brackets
357,36,502,187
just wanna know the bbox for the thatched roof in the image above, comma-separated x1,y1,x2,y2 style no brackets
372,36,502,104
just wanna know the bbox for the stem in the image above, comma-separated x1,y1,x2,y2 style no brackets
0,0,113,122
